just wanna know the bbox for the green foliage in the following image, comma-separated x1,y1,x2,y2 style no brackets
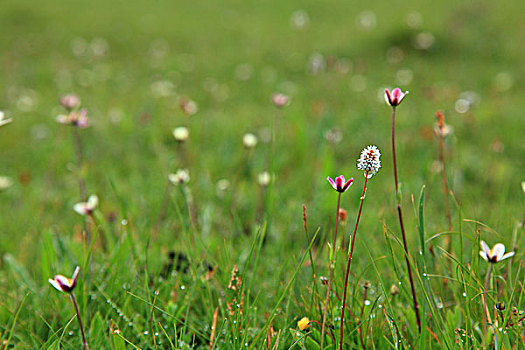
0,0,524,348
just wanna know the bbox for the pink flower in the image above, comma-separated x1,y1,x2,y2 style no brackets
479,241,515,263
56,109,90,128
327,175,354,193
49,266,80,293
59,94,81,110
271,93,290,108
385,88,408,107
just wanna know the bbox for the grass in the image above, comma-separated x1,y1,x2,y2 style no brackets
0,0,524,348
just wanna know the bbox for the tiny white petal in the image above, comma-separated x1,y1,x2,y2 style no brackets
87,195,98,210
74,203,88,216
500,251,515,261
480,240,490,256
492,243,506,261
49,278,64,292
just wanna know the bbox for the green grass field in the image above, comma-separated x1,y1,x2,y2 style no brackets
1,0,524,348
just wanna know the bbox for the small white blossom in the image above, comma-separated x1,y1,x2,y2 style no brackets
242,133,258,149
258,171,271,187
0,111,13,127
479,241,514,263
169,169,190,185
74,195,99,216
173,126,189,142
0,176,13,190
49,266,80,293
357,145,381,178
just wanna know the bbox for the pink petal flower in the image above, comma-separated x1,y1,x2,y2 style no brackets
49,266,80,293
327,175,354,193
385,88,408,107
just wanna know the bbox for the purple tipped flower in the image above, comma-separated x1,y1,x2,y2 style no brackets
60,94,81,110
327,175,354,193
385,88,408,107
49,266,80,293
479,241,515,264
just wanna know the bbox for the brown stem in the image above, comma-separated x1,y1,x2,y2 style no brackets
391,106,421,333
340,174,368,350
70,292,89,350
320,192,341,350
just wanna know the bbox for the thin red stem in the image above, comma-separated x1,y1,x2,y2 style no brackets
391,106,421,333
320,192,341,350
71,292,89,350
340,174,368,350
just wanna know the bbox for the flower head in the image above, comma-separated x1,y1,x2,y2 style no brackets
59,94,81,110
385,88,408,107
169,169,190,185
56,109,90,128
74,195,99,216
179,97,198,116
297,317,310,331
479,240,515,263
327,175,354,193
258,171,271,187
49,266,80,293
0,176,13,190
173,126,189,142
242,133,258,149
0,111,12,128
271,93,290,108
357,145,381,178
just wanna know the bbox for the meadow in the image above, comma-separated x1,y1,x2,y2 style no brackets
0,0,524,348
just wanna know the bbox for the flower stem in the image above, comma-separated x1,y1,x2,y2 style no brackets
70,292,89,350
72,127,90,243
339,173,368,350
320,192,341,350
482,264,493,336
391,106,421,333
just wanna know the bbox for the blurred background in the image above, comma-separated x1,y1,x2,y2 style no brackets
0,0,524,270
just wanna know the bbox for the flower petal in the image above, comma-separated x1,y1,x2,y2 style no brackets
327,176,337,190
49,278,64,292
335,175,344,189
342,178,354,191
71,266,80,288
480,240,490,256
74,203,88,216
500,252,515,261
385,89,392,105
87,195,98,210
479,250,488,262
492,243,506,262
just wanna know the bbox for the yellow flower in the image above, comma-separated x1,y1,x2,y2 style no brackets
297,317,310,331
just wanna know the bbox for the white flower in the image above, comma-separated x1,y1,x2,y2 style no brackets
173,126,189,142
258,171,271,187
0,176,13,190
169,169,190,185
74,195,99,216
242,133,258,149
0,111,12,128
271,93,290,108
357,145,381,178
479,240,515,263
49,266,80,293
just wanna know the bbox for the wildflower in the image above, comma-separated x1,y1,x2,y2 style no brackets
271,93,289,108
179,97,198,116
56,109,90,128
297,317,310,331
434,110,453,137
385,88,408,107
173,126,189,142
242,133,258,149
258,171,271,187
479,241,515,263
0,176,13,190
59,94,81,110
357,145,381,178
49,266,80,293
327,175,354,193
169,169,190,185
0,111,12,128
74,195,99,216
338,208,347,222
390,284,400,296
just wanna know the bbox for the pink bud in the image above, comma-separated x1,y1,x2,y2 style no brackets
385,88,408,107
60,94,81,110
271,93,289,108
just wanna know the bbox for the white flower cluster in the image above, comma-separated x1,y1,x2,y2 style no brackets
357,145,381,178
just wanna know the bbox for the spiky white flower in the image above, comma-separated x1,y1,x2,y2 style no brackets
169,169,190,185
0,176,13,190
357,145,381,178
479,241,515,263
0,111,12,128
74,195,99,216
